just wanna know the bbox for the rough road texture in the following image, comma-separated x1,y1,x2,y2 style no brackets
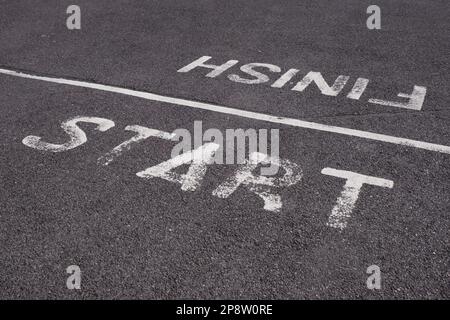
0,0,448,299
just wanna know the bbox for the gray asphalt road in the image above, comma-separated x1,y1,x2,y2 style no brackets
0,0,448,299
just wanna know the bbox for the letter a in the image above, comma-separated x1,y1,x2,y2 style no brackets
66,5,81,30
366,5,381,30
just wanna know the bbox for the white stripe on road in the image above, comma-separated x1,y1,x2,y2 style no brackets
1,67,449,155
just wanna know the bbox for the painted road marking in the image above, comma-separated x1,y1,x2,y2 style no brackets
22,116,115,152
178,56,428,110
321,168,394,230
22,115,395,225
1,67,449,155
137,142,220,192
97,125,175,166
212,152,303,212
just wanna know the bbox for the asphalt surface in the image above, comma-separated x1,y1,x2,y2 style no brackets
0,0,449,299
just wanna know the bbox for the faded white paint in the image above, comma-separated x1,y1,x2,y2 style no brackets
171,122,279,169
228,63,281,84
212,152,302,212
321,168,394,230
271,68,300,88
2,68,448,154
177,56,239,78
22,116,114,152
225,128,259,165
369,85,426,110
258,129,279,176
98,125,175,165
292,72,350,96
347,78,369,100
136,143,219,192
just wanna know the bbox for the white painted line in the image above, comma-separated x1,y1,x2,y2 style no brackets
321,168,394,230
1,67,449,155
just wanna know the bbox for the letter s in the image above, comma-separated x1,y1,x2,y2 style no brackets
228,63,281,84
22,116,115,152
